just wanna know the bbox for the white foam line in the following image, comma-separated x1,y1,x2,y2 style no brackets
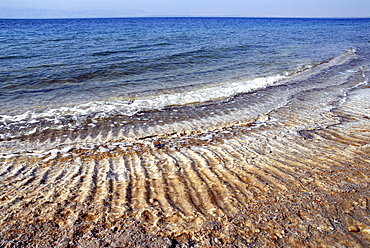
0,74,286,139
0,49,358,140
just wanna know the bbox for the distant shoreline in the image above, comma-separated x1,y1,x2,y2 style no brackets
0,12,370,20
1,16,370,20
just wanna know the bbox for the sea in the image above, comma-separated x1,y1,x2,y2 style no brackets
0,17,369,150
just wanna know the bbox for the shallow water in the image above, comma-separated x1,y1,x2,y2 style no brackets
1,18,370,142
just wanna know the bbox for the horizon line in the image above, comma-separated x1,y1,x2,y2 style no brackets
1,15,370,20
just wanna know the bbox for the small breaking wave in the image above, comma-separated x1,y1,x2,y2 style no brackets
0,74,287,140
0,49,357,140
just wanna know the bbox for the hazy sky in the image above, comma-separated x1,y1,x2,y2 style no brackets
1,0,369,18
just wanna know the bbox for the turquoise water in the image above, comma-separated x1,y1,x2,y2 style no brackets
0,17,369,139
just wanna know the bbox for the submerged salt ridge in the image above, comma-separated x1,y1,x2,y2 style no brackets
0,48,361,141
0,73,285,137
0,47,365,149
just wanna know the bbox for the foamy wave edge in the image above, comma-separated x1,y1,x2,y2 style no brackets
0,48,357,140
0,75,285,136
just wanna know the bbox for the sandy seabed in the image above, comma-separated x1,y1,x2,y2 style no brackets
0,54,369,247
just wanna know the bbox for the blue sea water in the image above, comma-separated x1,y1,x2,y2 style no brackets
0,17,369,139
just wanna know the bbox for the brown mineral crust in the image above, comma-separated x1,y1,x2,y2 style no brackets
348,226,360,232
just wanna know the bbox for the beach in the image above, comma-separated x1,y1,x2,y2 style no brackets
0,18,370,247
1,48,370,247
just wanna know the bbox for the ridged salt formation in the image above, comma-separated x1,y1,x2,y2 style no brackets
0,50,369,247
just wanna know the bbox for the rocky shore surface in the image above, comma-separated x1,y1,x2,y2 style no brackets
0,53,369,247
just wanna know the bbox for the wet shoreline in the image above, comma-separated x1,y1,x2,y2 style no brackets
0,52,370,247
